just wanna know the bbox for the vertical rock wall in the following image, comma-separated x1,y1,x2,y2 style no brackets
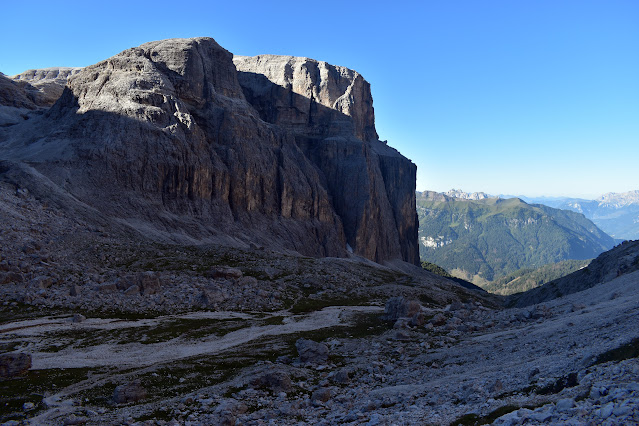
1,38,419,265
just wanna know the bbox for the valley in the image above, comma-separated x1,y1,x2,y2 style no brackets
520,191,639,241
416,191,614,288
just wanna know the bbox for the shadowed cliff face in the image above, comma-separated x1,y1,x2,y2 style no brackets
0,37,418,264
234,55,419,265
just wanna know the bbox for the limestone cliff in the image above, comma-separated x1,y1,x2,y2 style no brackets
234,55,419,264
1,37,418,264
11,67,82,107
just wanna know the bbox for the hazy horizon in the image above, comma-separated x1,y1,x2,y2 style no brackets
417,186,639,200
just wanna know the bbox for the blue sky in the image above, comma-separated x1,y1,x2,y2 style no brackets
2,0,637,198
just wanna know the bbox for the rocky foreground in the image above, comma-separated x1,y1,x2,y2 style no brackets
1,176,638,425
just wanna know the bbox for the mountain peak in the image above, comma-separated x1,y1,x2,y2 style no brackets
597,190,639,208
444,189,491,200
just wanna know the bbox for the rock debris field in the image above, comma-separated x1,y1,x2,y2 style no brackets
0,164,638,426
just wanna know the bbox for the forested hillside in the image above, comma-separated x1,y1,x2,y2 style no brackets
417,191,615,284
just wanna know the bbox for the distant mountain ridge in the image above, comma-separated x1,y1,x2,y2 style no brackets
444,189,490,200
416,190,615,284
517,190,639,240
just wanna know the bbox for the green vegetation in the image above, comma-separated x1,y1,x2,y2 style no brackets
0,367,97,422
290,295,370,314
482,259,591,295
421,261,454,278
416,192,614,284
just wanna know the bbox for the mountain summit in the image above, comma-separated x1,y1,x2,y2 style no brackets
0,37,418,264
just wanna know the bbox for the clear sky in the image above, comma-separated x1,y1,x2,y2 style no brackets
1,0,637,198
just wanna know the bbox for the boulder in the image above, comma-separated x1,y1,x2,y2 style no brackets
34,276,53,289
113,379,147,404
69,284,82,297
209,267,243,280
251,370,293,393
385,297,421,321
72,313,86,323
138,272,161,295
0,353,32,378
296,338,329,364
311,387,331,403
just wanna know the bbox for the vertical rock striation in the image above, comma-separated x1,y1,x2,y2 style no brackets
1,37,418,264
234,55,419,264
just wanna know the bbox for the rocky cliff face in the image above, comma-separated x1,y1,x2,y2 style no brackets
234,55,418,264
1,37,418,264
233,55,377,143
11,67,82,107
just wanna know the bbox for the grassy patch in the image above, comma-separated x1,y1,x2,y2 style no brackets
284,312,392,347
0,367,96,422
290,295,370,314
38,317,251,352
0,302,69,325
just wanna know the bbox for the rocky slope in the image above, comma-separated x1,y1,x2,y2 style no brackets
0,38,418,264
0,74,38,127
508,239,639,307
1,181,636,424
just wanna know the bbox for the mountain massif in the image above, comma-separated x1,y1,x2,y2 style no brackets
0,38,418,265
417,190,615,284
519,191,639,241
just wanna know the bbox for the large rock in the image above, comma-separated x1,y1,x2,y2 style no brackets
0,353,32,378
251,370,293,392
113,379,147,403
0,37,418,265
296,338,329,364
384,296,421,321
235,55,419,264
233,55,377,143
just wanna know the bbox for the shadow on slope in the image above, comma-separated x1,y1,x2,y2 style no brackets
507,240,639,307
